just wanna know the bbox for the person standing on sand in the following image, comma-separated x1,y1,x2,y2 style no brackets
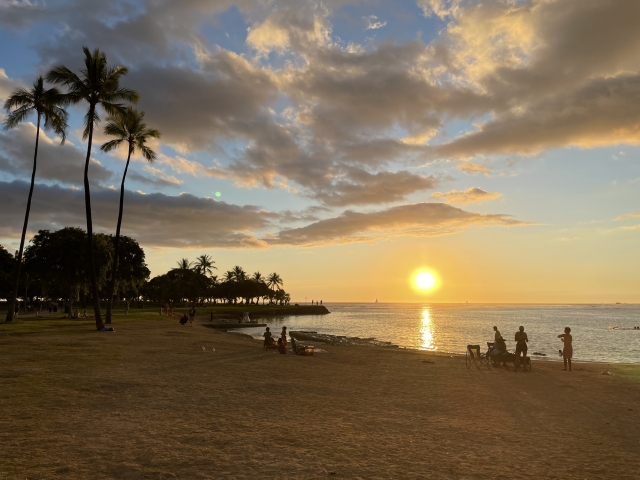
514,326,528,370
263,327,273,350
493,326,501,342
281,326,288,346
188,305,196,327
124,300,130,316
558,327,573,371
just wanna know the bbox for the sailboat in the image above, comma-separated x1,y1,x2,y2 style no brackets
375,299,378,303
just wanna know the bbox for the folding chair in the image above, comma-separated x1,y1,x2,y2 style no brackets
466,344,491,370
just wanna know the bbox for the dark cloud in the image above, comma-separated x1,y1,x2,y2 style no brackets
0,124,112,185
0,180,274,248
438,74,640,157
271,201,528,246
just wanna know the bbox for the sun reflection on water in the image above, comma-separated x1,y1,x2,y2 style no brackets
420,307,436,350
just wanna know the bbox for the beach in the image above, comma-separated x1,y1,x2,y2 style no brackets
1,316,639,479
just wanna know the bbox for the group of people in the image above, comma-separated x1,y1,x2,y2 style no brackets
263,326,292,354
179,306,197,326
490,325,573,371
311,300,323,305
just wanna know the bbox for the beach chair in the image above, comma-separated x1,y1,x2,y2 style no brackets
290,337,314,355
466,344,491,370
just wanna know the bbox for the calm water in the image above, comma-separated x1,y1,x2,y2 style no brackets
235,303,640,364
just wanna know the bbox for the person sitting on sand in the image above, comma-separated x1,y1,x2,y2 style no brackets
281,326,288,346
263,327,274,350
82,310,88,318
514,326,528,370
558,327,573,371
179,314,188,325
491,336,509,367
276,337,287,354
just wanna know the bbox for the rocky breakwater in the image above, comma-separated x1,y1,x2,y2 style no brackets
247,305,330,318
290,330,399,348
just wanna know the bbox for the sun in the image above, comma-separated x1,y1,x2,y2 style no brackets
411,269,440,293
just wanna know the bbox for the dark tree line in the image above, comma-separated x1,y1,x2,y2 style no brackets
141,262,290,307
0,227,149,313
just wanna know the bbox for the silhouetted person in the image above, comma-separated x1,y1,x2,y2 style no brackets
558,327,573,371
514,326,528,370
493,325,501,342
263,327,273,350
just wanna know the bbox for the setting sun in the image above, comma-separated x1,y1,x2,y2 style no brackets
411,269,440,293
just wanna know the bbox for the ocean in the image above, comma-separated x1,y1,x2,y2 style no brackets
234,303,640,364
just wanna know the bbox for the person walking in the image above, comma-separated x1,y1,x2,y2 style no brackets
124,300,130,316
558,327,573,371
514,326,528,370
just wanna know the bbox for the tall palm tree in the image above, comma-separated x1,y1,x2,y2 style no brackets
194,254,216,276
232,265,246,282
47,47,139,330
3,77,68,322
223,270,235,282
177,258,193,271
267,272,283,304
100,107,160,324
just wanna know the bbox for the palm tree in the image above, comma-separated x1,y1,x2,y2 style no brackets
223,270,235,282
3,77,68,322
252,271,263,283
177,258,193,271
194,254,216,276
47,47,139,330
267,272,283,304
232,265,246,282
100,107,160,324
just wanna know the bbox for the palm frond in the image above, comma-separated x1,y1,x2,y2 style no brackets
100,138,125,152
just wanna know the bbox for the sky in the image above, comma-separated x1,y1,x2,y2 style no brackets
1,0,639,303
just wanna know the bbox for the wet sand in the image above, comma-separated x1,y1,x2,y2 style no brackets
0,318,639,479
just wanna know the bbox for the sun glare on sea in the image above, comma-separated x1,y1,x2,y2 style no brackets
411,269,440,293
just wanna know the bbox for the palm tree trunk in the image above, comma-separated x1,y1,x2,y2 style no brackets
83,105,104,330
5,113,41,323
105,146,132,324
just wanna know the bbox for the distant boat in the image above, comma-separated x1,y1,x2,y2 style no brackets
616,302,621,304
375,299,378,303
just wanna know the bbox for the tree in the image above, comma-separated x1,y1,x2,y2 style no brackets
177,258,193,271
194,254,216,276
23,228,113,314
3,77,68,322
100,107,160,324
106,235,150,302
232,265,246,282
0,245,16,301
47,47,139,330
267,272,283,303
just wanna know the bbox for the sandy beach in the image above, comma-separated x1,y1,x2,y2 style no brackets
1,315,639,479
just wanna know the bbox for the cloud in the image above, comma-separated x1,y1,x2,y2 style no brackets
0,180,276,249
271,201,528,246
246,5,330,54
0,68,23,101
313,170,438,207
0,122,112,185
456,163,489,176
431,187,501,205
418,0,458,19
364,15,387,30
437,74,640,158
615,212,640,221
